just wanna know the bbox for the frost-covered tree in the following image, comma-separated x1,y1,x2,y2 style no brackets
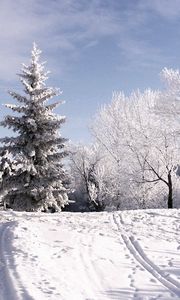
68,144,105,211
122,90,179,209
0,44,69,212
157,68,180,124
0,150,15,208
92,88,179,209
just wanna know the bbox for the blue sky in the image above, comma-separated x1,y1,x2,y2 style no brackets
1,0,180,143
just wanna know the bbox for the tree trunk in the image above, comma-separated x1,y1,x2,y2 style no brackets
168,171,173,209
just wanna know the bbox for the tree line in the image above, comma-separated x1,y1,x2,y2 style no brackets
0,45,179,212
69,69,180,211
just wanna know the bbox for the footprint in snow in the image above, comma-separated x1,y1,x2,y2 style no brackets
48,286,56,290
22,227,28,231
168,260,173,266
130,279,135,287
150,278,157,283
53,252,61,258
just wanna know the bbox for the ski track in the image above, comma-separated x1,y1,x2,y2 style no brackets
144,211,180,220
0,220,34,300
77,227,104,300
73,214,110,300
113,213,180,298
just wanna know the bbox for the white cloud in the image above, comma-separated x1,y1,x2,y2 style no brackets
0,0,122,81
139,0,180,20
118,37,167,70
0,0,177,85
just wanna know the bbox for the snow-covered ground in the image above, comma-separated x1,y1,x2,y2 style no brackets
0,209,180,300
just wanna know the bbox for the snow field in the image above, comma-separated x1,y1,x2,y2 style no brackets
0,209,180,299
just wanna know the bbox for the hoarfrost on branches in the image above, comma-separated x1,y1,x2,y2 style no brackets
91,83,179,209
68,144,106,211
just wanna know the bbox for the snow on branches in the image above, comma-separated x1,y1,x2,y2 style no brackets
0,43,70,212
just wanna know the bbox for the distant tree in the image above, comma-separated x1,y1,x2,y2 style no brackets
68,144,106,211
0,44,69,212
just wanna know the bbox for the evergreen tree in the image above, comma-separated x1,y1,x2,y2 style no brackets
0,44,69,212
0,150,15,208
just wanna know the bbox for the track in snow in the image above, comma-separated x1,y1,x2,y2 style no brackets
1,211,180,300
77,227,105,299
0,221,34,300
113,213,180,298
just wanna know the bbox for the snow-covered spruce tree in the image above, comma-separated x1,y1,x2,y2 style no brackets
0,44,69,212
